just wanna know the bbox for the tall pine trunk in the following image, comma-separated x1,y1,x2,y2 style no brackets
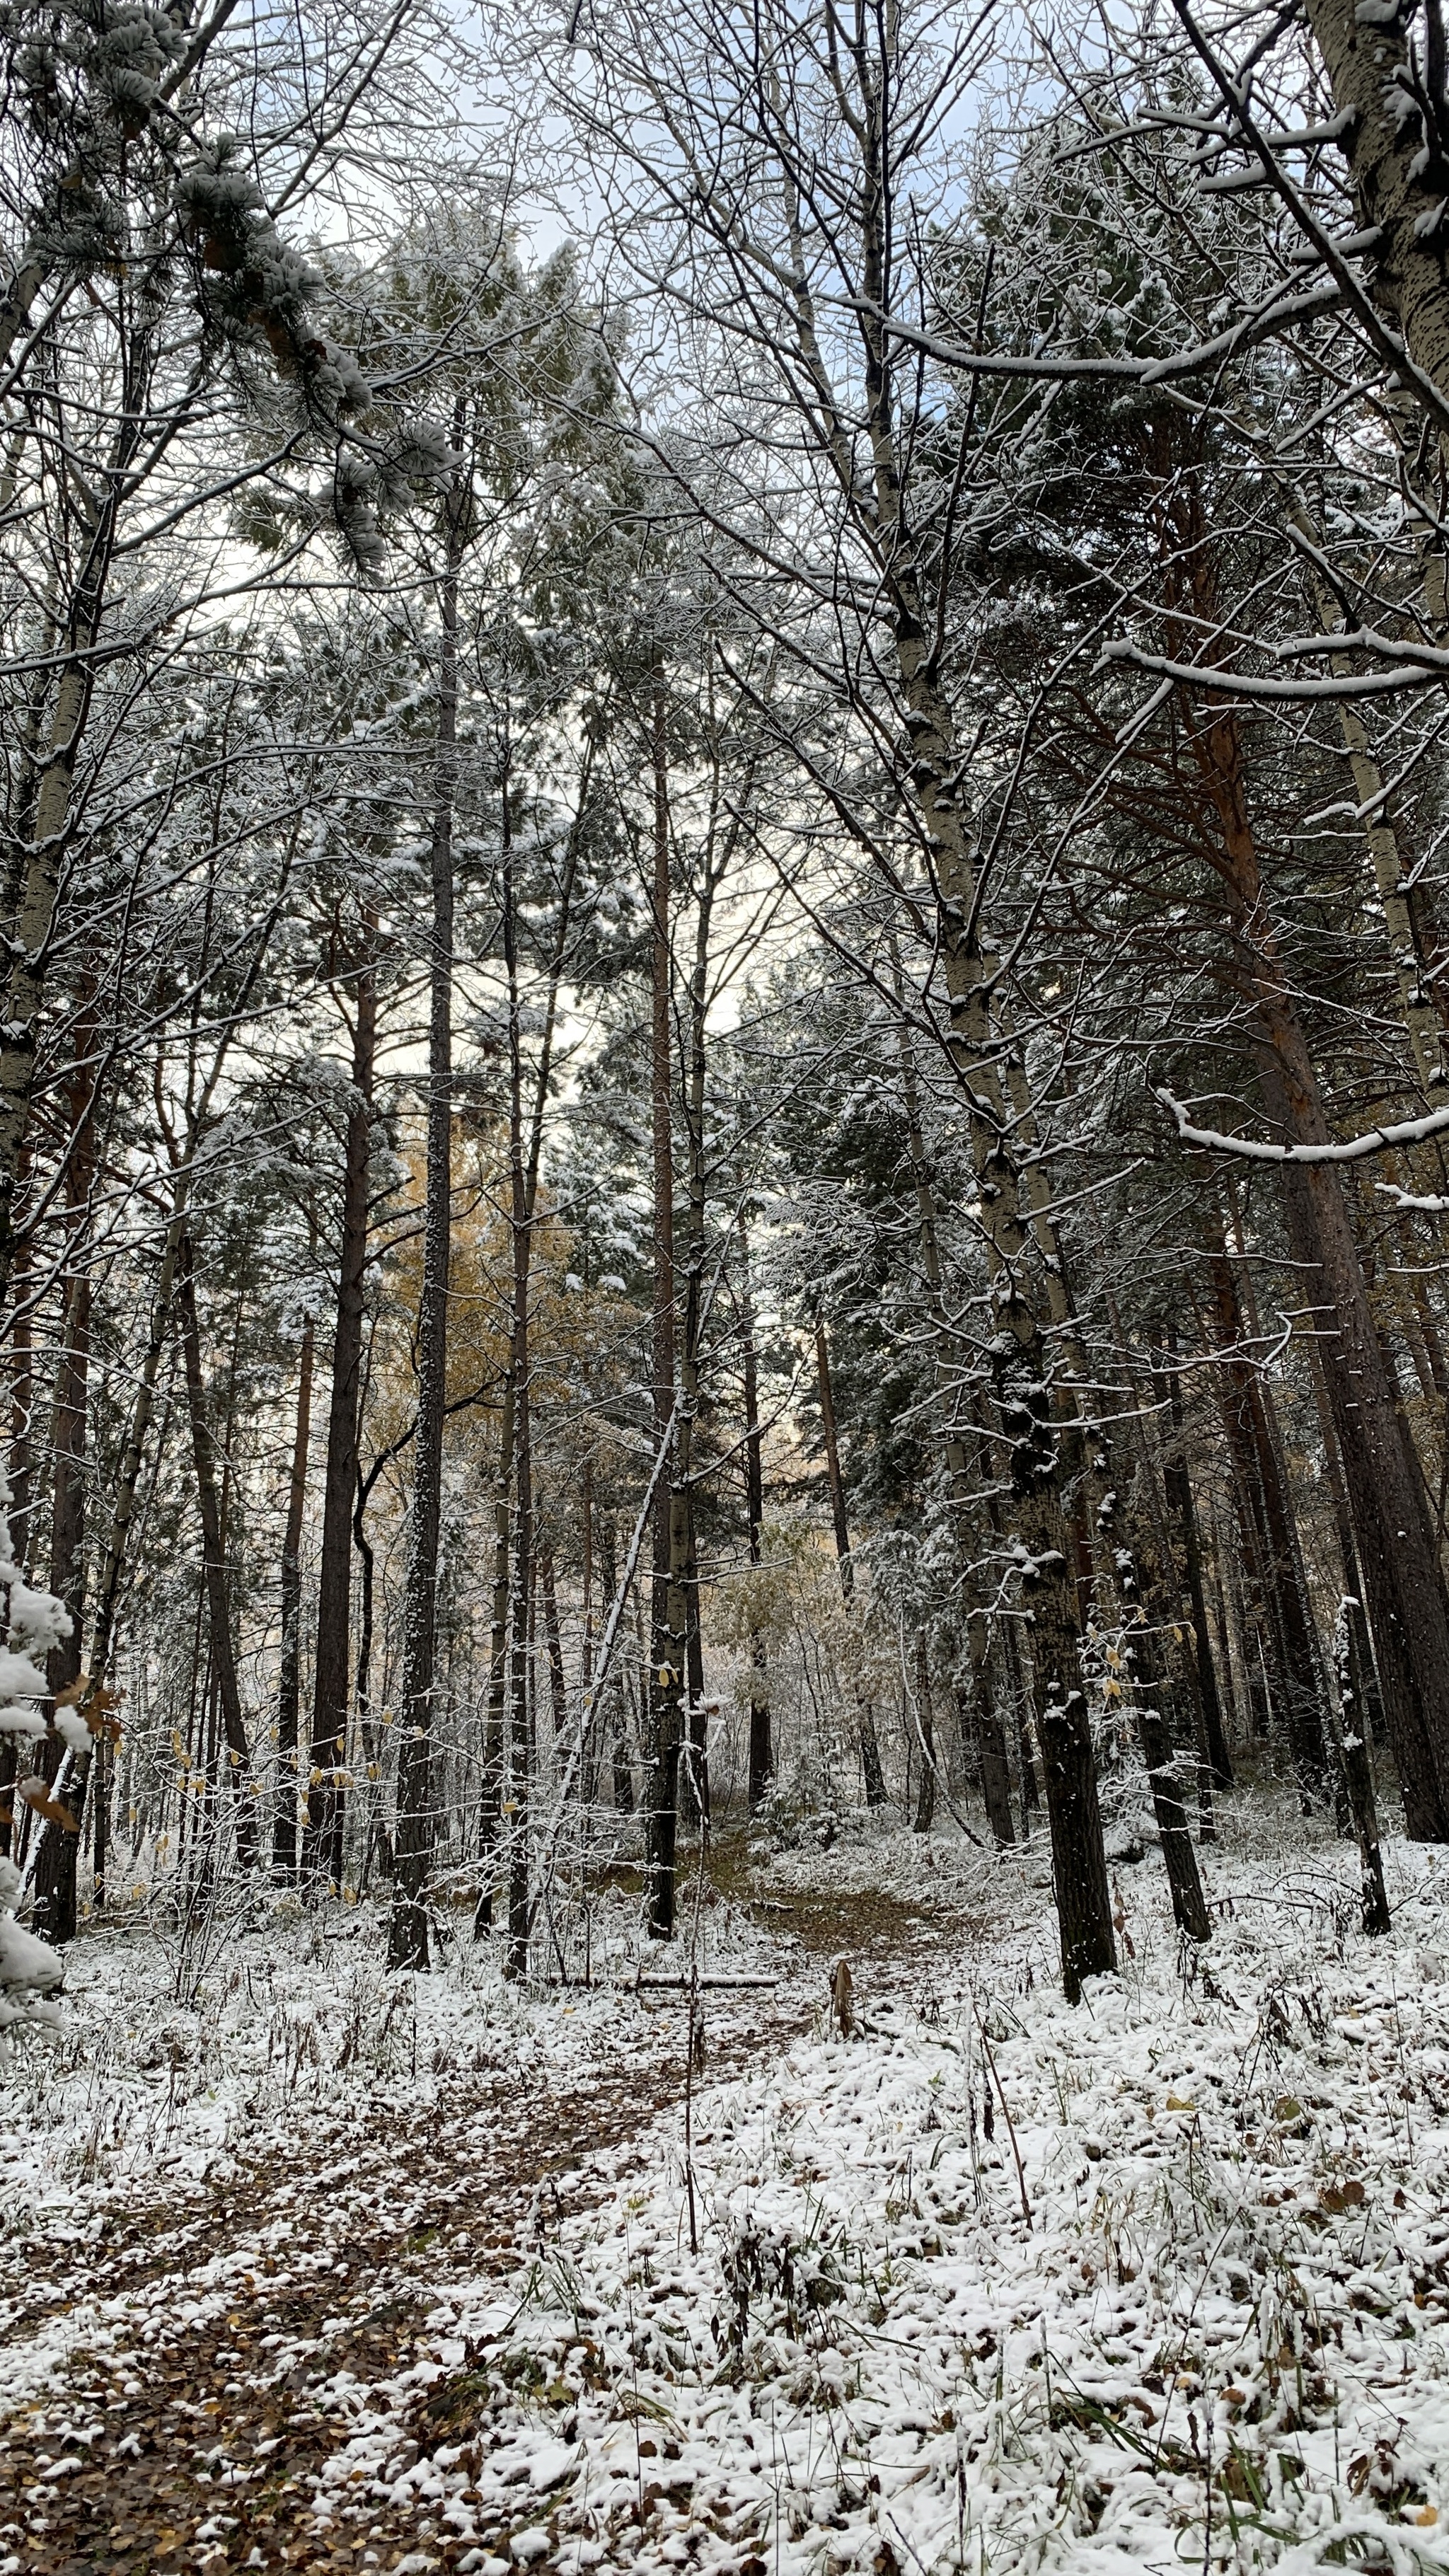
502,780,533,1982
1184,693,1449,1835
739,1212,772,1811
175,1235,257,1866
388,469,463,1974
273,1305,314,1880
304,945,376,1891
645,659,684,1938
814,1315,888,1808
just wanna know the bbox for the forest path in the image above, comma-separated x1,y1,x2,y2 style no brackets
1,1852,964,2576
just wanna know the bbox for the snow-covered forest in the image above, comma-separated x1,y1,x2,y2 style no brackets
9,0,1449,2567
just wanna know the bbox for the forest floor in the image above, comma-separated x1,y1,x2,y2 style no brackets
5,1800,1449,2576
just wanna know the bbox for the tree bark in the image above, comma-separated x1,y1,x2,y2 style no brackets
891,957,1020,1847
475,1366,514,1939
677,872,714,1834
1,1201,31,1854
28,1145,211,1923
912,1639,936,1833
739,1214,773,1812
476,722,587,1948
646,656,684,1939
273,1305,314,1881
1332,1594,1392,1935
28,1262,91,1941
175,1235,257,1864
388,460,464,1975
814,1315,888,1807
1160,485,1449,1834
1303,0,1449,565
866,370,1115,1985
304,945,376,1891
1202,1224,1331,1801
1109,1482,1213,1943
504,803,534,1982
0,367,147,1308
541,1549,567,1745
814,1316,855,1598
1157,1348,1235,1791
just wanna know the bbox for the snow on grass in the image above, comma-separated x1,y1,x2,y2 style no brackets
1,1876,780,2211
323,1810,1449,2575
0,1877,783,2423
10,1802,1449,2575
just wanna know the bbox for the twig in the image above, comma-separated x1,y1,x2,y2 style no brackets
976,2018,1032,2229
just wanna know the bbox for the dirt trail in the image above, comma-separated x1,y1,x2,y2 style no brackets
0,1864,966,2575
0,1973,818,2575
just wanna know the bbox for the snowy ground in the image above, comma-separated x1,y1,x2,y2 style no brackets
7,1804,1449,2574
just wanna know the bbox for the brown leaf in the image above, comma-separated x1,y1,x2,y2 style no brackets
16,1777,79,1832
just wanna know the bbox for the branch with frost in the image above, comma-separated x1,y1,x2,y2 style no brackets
1104,641,1441,702
848,277,1344,383
1376,1182,1449,1211
1156,1088,1449,1162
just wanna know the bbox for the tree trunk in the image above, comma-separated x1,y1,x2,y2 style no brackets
504,821,534,1982
175,1235,257,1865
1,1219,29,1852
48,1271,91,1699
0,385,144,1309
475,1367,514,1939
10,1223,30,1569
1158,1348,1235,1791
354,1450,393,1890
912,1639,936,1832
814,1314,887,1808
814,1317,855,1598
28,1263,91,1942
1166,525,1449,1835
677,885,713,1834
388,459,464,1975
1303,0,1449,562
971,1644,1017,1844
580,1451,601,1808
28,1162,197,1919
1277,1133,1449,1835
1111,1482,1213,1943
541,1549,567,1748
1202,1230,1329,1799
646,656,684,1939
304,945,376,1891
1333,1594,1392,1935
604,1518,635,1815
274,1306,314,1880
892,959,1022,1848
739,1215,773,1812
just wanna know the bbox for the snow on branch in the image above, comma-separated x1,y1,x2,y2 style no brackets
847,279,1344,384
1104,642,1441,701
1375,1182,1449,1211
1155,1088,1449,1163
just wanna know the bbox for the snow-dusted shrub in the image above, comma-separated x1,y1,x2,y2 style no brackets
0,1855,62,2047
0,1467,72,1758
